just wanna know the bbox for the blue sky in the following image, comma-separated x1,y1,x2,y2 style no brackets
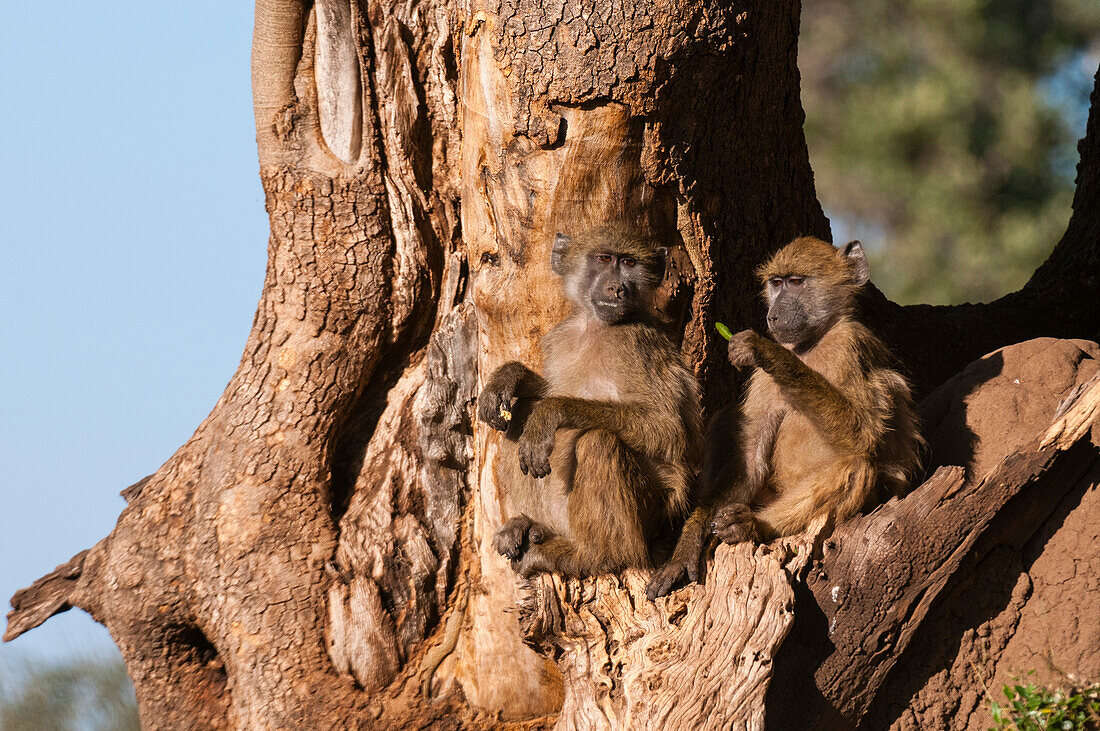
1,3,267,664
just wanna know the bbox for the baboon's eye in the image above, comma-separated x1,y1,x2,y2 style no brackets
788,276,805,286
769,277,784,288
595,253,613,264
620,257,636,268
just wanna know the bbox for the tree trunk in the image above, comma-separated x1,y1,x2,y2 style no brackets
6,1,1100,728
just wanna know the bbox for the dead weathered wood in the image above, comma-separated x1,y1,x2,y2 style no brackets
1044,372,1100,450
4,550,87,643
315,0,362,162
326,292,478,693
517,542,807,731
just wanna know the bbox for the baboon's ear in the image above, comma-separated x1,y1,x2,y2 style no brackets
842,240,870,286
551,233,571,275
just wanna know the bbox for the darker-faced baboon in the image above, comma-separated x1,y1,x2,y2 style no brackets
479,226,702,578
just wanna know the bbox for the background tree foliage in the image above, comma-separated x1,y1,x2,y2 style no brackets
801,0,1100,304
0,656,138,731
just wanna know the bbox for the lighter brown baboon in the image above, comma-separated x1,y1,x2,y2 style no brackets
648,236,922,597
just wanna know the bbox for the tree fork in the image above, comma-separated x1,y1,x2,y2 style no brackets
863,67,1100,397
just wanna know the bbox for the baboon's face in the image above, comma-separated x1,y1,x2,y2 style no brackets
551,231,663,324
761,239,870,350
578,250,656,323
765,274,826,348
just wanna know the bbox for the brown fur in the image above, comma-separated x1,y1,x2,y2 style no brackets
759,236,858,291
479,227,702,578
712,236,923,543
555,226,666,278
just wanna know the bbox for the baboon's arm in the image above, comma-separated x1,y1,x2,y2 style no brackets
745,333,870,454
484,361,547,398
478,361,547,432
525,397,680,457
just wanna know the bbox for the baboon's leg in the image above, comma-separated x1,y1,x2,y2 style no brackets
516,430,652,577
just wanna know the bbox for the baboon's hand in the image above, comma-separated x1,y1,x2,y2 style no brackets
646,529,705,600
492,515,533,560
478,380,516,432
510,523,552,578
517,403,556,477
646,554,698,600
711,501,760,544
517,429,554,478
728,330,760,370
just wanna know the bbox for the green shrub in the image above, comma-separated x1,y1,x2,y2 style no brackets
988,676,1100,731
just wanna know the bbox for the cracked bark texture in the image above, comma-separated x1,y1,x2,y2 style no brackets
6,0,1100,728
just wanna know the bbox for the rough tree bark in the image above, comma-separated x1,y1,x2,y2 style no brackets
6,1,1100,729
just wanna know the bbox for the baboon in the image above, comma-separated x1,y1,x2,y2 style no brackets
714,236,923,542
478,226,702,578
648,236,922,597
